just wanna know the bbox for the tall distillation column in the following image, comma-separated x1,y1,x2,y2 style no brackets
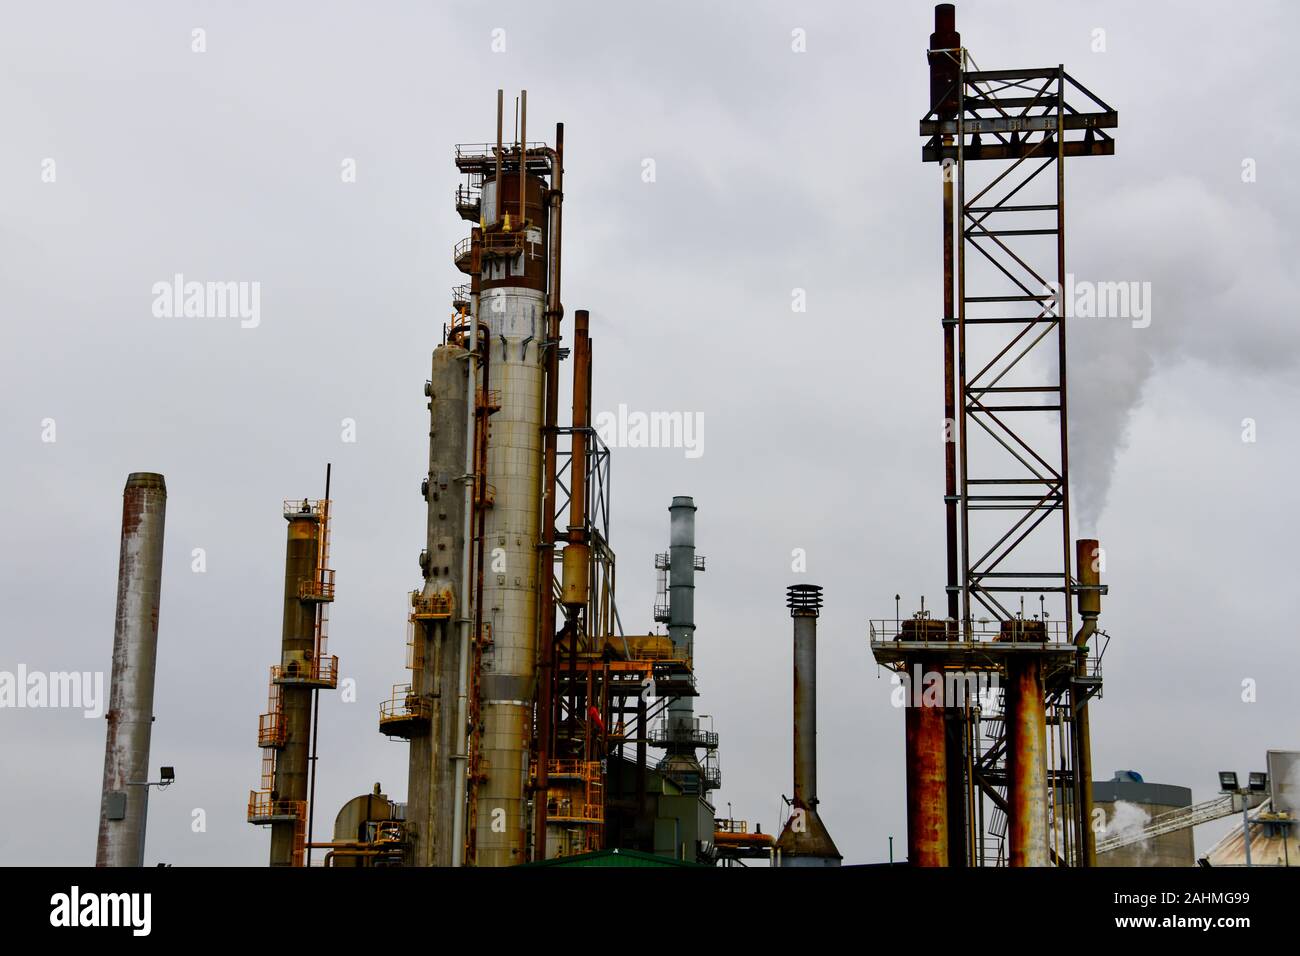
405,344,470,866
249,492,337,867
96,472,167,867
657,496,713,791
270,502,327,866
472,98,551,867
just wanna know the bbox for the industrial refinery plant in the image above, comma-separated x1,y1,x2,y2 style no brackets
54,3,1295,878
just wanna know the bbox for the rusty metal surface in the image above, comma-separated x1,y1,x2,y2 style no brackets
1007,657,1049,866
405,344,470,866
900,3,1119,867
269,512,320,866
96,473,166,867
532,118,565,861
905,683,949,867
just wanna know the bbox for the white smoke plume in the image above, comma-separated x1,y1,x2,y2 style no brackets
1066,174,1300,533
1102,799,1153,858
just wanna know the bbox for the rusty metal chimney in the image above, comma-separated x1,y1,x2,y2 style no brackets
96,472,167,867
776,584,841,866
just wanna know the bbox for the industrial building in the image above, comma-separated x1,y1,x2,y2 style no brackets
1094,772,1196,868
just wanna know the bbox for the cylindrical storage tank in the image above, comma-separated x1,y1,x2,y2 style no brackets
1094,771,1195,867
96,472,167,867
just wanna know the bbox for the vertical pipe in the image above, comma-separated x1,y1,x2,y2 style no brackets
96,472,167,867
1073,537,1101,866
933,6,969,868
666,497,697,735
450,230,483,867
932,4,961,628
518,91,527,222
777,584,840,865
635,695,647,817
306,465,330,867
1007,657,1049,866
905,673,948,867
791,604,818,810
567,310,591,536
494,90,503,220
532,124,565,862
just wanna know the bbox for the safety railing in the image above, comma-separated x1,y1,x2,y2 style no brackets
247,791,305,824
273,656,338,689
299,568,336,601
258,711,285,749
282,499,327,520
454,141,549,160
379,684,431,725
455,184,480,211
648,725,719,750
869,616,1070,644
410,592,453,620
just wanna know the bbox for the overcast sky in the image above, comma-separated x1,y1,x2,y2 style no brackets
2,0,1296,866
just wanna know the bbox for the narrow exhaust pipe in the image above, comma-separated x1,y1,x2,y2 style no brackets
775,584,841,866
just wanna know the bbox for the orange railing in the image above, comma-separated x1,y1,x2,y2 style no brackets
258,711,284,748
410,593,453,620
379,684,431,725
248,791,305,823
299,568,336,601
273,656,339,689
540,760,605,825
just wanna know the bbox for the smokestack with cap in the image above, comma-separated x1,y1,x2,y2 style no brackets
776,584,842,867
928,4,962,119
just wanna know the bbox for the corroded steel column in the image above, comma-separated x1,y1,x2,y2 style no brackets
270,506,320,866
1073,537,1102,867
96,473,167,867
905,671,948,867
408,345,470,866
1007,657,1049,867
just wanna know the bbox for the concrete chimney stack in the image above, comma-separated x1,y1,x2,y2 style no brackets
96,472,167,867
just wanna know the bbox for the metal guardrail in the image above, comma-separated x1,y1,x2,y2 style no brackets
273,656,338,688
257,712,284,748
298,569,335,601
410,594,452,620
869,617,1071,643
379,684,430,725
282,498,327,519
247,791,304,824
648,726,719,749
455,141,549,158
